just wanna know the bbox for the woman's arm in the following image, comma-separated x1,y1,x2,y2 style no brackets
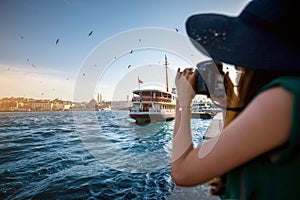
172,86,293,186
172,68,197,163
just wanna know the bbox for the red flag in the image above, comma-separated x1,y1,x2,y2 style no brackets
138,77,143,84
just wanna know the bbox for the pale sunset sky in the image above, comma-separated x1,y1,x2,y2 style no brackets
0,0,251,101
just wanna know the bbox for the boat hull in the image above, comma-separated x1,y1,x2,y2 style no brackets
129,112,175,124
191,112,213,119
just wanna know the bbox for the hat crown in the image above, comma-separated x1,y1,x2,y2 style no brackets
241,0,298,39
185,0,300,71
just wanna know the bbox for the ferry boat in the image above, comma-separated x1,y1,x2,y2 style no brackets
129,89,176,123
191,98,221,119
129,55,176,124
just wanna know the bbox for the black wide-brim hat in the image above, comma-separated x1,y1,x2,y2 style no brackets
186,0,300,71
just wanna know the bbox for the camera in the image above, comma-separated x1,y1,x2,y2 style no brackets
195,60,223,98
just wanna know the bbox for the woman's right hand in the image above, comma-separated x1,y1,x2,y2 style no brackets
175,68,197,107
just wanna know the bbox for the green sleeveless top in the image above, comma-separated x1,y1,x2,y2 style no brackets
222,77,300,200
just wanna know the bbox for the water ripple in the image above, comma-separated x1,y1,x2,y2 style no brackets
0,111,209,199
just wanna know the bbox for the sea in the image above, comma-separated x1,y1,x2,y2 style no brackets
0,110,211,200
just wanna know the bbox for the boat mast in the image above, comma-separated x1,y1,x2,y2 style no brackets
164,55,169,92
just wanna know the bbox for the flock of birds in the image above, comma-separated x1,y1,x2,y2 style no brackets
17,31,95,96
19,28,180,70
19,30,95,70
56,30,93,45
16,28,180,96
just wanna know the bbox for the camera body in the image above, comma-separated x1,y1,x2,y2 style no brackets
195,71,209,95
195,60,223,97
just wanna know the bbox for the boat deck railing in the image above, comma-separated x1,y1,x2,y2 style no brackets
129,108,175,113
132,97,172,103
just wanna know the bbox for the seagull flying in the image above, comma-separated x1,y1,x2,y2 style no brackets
88,31,93,37
56,38,59,44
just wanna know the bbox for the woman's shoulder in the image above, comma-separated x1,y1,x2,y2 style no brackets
252,87,294,126
219,86,294,167
259,76,300,94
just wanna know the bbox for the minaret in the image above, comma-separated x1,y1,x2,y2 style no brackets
164,55,169,92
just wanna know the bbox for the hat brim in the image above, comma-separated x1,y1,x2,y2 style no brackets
186,14,299,71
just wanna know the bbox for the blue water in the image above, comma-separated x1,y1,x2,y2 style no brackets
0,111,210,200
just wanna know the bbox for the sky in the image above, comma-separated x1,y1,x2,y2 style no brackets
0,0,251,102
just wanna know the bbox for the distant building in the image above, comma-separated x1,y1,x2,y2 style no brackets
52,99,72,111
31,102,53,111
0,96,110,112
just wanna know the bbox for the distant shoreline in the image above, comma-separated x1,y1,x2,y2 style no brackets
0,108,130,113
0,97,131,113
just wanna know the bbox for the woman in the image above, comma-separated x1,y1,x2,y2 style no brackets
171,0,300,199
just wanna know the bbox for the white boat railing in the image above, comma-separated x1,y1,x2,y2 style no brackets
132,97,173,103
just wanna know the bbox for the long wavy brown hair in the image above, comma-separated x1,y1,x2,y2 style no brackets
207,70,240,195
